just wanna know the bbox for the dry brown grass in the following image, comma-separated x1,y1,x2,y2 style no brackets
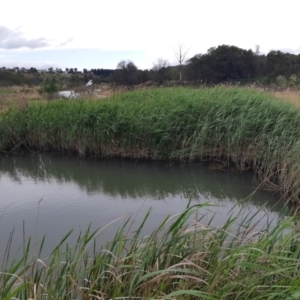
269,89,300,107
0,85,44,111
0,84,114,110
2,84,300,112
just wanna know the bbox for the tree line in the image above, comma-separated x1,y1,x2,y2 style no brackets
2,44,300,87
102,45,300,86
185,45,300,85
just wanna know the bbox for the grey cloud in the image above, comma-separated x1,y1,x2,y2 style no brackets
280,48,300,55
0,26,49,49
58,37,74,47
266,47,300,55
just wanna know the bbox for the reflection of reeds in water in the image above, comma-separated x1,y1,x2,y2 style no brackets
0,205,299,299
0,155,286,213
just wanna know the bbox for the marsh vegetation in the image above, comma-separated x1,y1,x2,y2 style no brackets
2,40,300,299
1,87,300,203
2,85,300,299
0,205,299,300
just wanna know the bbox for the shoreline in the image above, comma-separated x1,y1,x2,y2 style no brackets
1,86,300,203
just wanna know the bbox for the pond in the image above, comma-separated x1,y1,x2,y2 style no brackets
0,154,288,258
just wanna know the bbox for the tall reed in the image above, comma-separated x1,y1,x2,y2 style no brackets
1,87,300,202
0,205,299,299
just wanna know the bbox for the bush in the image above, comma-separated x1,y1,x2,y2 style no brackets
41,77,60,100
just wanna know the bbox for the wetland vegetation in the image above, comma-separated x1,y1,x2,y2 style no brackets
2,84,300,299
1,205,300,300
1,87,300,202
2,40,300,299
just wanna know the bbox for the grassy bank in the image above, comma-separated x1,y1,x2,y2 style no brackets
1,87,300,202
1,205,300,300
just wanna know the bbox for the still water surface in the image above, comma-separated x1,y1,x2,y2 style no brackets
0,154,287,257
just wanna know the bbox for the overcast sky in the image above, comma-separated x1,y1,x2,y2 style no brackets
1,0,299,71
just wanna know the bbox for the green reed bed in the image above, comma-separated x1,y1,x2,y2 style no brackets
1,205,300,300
1,87,300,201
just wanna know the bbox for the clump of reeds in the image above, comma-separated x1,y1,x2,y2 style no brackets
0,205,300,300
1,87,300,202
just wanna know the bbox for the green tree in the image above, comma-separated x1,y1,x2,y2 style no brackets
266,50,290,78
113,60,139,86
28,67,38,73
187,45,255,83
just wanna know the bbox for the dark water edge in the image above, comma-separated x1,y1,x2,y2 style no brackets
0,153,290,259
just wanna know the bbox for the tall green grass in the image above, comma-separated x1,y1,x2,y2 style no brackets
1,205,300,300
1,87,300,202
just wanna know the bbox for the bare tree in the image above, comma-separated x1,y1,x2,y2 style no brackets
255,45,260,56
173,42,190,82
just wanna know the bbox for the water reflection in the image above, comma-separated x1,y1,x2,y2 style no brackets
1,154,281,207
0,154,289,258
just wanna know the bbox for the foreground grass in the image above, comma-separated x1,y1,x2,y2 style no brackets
1,87,300,202
0,205,300,300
